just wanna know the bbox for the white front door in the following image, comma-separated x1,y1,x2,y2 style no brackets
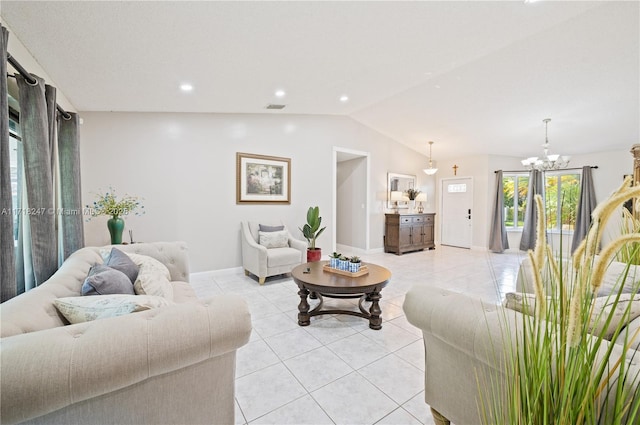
441,177,473,248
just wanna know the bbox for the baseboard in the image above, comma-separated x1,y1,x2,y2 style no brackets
335,244,384,256
190,266,244,278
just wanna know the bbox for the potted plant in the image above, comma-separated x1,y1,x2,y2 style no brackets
86,187,145,244
349,256,361,273
299,206,326,262
338,255,350,271
329,252,341,268
481,178,640,424
405,188,420,213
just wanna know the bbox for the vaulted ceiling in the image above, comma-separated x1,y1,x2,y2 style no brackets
2,1,638,160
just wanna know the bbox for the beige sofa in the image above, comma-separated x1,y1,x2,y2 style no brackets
404,253,640,425
404,285,640,425
1,241,252,425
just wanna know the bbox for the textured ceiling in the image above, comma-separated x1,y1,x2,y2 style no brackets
2,1,638,160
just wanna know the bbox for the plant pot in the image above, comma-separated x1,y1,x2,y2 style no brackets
349,262,361,273
338,259,349,270
307,248,322,262
107,216,125,244
329,258,340,268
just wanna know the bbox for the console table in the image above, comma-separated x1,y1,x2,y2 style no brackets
384,213,435,255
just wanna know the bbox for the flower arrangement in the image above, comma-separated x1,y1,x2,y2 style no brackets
86,187,145,220
482,176,640,424
405,188,421,200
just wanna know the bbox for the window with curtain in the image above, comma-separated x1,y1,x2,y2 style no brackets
8,110,21,245
503,171,581,232
503,174,529,230
545,172,581,232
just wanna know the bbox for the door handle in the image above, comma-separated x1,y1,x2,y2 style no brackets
467,209,471,220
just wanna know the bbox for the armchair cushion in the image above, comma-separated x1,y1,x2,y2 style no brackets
259,230,289,249
259,224,284,232
266,247,304,268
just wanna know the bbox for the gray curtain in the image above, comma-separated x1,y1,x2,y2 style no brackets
520,169,545,251
571,166,597,253
1,25,17,301
16,75,57,286
58,113,85,259
489,170,509,253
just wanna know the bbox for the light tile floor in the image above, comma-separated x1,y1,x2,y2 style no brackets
190,245,525,425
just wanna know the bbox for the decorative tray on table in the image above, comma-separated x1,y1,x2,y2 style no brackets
322,264,369,277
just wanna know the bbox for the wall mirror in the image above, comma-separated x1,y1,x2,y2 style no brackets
387,172,416,209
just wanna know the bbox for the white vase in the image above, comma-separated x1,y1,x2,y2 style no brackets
409,200,416,213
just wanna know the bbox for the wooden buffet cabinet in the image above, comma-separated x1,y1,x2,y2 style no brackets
384,213,435,255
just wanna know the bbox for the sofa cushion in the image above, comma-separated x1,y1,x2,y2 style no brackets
81,264,135,296
53,294,172,324
104,247,139,283
614,316,640,351
126,253,171,280
259,230,289,249
134,270,174,300
124,253,173,300
504,292,640,340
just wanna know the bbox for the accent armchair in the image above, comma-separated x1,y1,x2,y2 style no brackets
241,221,307,284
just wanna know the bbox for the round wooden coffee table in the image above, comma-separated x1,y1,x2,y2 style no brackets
291,261,391,330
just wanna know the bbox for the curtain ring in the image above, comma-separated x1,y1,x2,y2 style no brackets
23,73,38,87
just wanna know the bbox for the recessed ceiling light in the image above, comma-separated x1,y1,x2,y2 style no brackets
339,95,349,102
180,83,193,92
275,90,286,98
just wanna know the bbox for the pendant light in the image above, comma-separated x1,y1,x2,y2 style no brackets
423,141,438,175
521,118,571,171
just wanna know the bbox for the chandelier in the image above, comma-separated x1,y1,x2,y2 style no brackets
521,118,570,171
423,141,438,175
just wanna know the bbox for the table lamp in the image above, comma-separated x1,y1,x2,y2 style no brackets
390,191,403,213
415,192,427,213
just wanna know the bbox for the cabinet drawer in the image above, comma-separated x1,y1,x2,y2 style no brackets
400,217,412,224
424,215,434,224
412,216,424,223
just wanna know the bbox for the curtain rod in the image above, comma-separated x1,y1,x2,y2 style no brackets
494,166,598,174
6,52,72,120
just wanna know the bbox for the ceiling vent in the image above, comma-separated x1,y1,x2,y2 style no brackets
266,104,286,110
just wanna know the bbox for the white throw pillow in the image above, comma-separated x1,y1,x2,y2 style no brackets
125,253,171,280
123,253,174,300
504,292,640,340
54,295,172,324
259,230,289,249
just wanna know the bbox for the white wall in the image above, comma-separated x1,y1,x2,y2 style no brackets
80,112,432,272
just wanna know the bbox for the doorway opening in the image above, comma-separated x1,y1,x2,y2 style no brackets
332,147,370,254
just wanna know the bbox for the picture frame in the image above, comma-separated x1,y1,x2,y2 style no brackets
236,152,291,204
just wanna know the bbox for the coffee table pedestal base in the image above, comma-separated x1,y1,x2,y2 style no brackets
297,288,383,330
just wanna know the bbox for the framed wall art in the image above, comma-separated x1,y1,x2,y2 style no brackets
236,152,291,204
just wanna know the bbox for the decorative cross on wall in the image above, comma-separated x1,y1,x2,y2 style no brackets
453,164,459,176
